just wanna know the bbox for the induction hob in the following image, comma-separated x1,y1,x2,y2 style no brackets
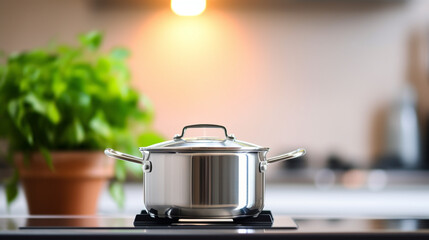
19,210,298,230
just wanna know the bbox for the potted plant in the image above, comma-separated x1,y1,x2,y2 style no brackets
0,31,163,214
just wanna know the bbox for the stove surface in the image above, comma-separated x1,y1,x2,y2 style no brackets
2,215,429,240
18,210,297,230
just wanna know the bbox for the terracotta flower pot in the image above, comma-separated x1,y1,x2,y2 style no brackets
15,151,114,215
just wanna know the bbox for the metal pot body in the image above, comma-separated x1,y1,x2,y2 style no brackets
142,152,265,219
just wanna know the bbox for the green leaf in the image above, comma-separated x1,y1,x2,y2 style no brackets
138,94,155,124
7,99,19,119
52,74,67,98
73,120,85,144
8,100,34,145
110,48,130,60
112,62,130,83
109,181,125,209
61,120,86,146
137,131,165,147
24,94,45,114
0,66,6,88
77,92,91,108
124,161,142,179
8,52,21,62
5,169,19,208
114,160,127,182
20,123,34,146
40,147,54,171
23,94,60,124
89,112,111,138
79,31,103,50
46,102,60,124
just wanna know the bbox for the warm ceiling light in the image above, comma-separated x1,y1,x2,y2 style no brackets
171,0,206,16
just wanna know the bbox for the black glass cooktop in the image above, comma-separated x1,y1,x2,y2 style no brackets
6,215,429,240
19,210,298,230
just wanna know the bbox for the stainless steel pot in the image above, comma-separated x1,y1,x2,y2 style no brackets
105,124,305,219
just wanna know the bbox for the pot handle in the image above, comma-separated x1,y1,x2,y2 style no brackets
104,148,143,164
174,124,235,140
267,148,306,164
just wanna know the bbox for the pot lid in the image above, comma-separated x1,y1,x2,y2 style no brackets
140,124,269,153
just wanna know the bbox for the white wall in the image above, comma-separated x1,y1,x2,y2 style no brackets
1,0,428,167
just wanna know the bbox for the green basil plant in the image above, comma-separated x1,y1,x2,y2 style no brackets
0,31,164,209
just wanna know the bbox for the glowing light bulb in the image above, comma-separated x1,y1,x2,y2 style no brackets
171,0,206,16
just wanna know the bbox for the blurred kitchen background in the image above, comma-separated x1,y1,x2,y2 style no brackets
1,0,429,217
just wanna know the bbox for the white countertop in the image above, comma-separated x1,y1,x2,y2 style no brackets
1,183,428,218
